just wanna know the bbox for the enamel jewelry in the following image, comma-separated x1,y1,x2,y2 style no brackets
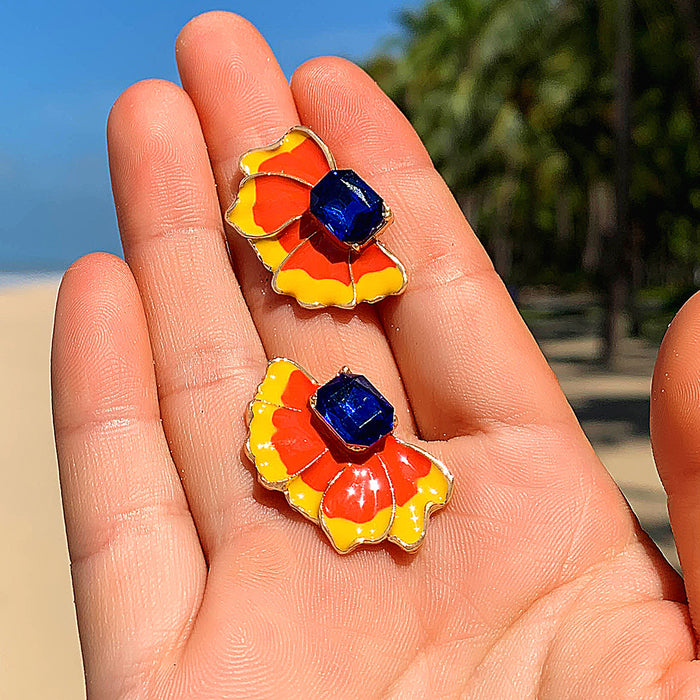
226,126,407,309
246,358,453,554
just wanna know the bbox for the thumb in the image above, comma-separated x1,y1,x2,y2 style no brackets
651,291,700,636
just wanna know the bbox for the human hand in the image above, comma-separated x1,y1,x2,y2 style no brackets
51,12,700,698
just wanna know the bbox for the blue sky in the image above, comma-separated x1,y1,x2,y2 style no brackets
0,0,412,270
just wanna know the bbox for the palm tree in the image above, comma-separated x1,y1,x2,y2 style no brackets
368,0,606,279
367,0,700,362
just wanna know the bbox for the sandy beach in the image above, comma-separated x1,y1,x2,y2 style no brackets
0,280,84,699
0,280,677,698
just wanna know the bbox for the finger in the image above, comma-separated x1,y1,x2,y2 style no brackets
175,12,415,433
291,58,572,439
107,78,268,557
651,291,700,636
51,254,204,695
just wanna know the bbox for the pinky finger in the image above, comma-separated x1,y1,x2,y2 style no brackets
51,254,205,695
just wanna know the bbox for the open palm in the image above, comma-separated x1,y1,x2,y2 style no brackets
51,12,700,698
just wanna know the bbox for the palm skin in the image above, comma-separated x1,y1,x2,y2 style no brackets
51,12,700,699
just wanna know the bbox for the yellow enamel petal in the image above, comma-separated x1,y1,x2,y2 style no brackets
248,358,311,488
354,265,407,304
247,400,289,487
254,358,304,406
249,219,306,272
321,508,394,553
226,177,268,238
388,463,452,550
251,237,292,272
241,129,310,174
286,474,324,522
273,268,356,309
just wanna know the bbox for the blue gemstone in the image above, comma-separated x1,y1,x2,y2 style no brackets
309,169,385,246
314,372,394,448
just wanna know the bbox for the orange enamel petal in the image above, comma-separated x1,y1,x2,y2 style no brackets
351,242,407,304
248,402,318,486
248,359,324,487
320,457,395,552
270,406,328,478
381,437,453,550
273,232,355,308
286,451,344,522
321,458,394,522
250,217,312,272
240,127,334,185
279,231,350,282
380,436,432,504
227,174,310,238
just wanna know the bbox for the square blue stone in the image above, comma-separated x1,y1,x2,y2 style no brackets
314,372,394,449
309,169,385,246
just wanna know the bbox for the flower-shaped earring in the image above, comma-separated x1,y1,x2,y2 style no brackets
226,126,407,309
246,358,453,553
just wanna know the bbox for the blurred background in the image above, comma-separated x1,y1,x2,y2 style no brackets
1,0,696,696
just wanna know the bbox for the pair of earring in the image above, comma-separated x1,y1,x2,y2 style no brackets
227,126,453,554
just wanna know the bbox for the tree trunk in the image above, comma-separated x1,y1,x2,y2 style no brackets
602,276,628,366
491,230,513,282
602,0,633,368
490,180,516,284
629,222,644,337
671,0,700,114
583,180,615,274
